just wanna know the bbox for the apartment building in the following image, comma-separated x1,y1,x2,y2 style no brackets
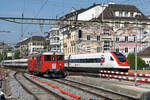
47,27,63,52
58,2,150,56
0,42,11,55
15,36,46,56
97,3,150,56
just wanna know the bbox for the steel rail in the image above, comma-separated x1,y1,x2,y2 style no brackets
61,78,139,100
23,73,66,100
14,72,39,100
52,79,113,100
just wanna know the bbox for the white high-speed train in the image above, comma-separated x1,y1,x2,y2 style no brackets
65,52,130,72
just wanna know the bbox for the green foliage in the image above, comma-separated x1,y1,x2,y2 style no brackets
6,57,12,60
0,54,2,62
7,48,12,51
14,50,20,59
127,53,146,70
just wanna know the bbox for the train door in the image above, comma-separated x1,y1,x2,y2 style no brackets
108,53,116,68
51,55,57,70
57,55,64,70
109,56,115,68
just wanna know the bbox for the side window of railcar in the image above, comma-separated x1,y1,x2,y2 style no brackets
57,55,63,61
44,55,51,61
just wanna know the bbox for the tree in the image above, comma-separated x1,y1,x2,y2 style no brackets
0,54,3,62
127,53,146,70
14,50,20,59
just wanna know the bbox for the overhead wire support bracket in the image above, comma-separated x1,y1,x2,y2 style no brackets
0,17,150,26
0,17,96,26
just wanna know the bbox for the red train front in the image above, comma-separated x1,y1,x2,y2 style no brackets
28,52,66,77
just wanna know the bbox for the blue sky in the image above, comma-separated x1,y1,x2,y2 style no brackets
0,0,150,46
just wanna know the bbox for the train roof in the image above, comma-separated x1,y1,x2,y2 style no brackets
2,59,28,62
65,52,112,59
39,52,64,55
28,52,64,57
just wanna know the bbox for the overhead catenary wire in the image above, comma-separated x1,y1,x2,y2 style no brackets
20,0,26,38
35,0,49,17
23,0,49,36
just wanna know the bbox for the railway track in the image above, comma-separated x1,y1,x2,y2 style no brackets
52,78,138,100
52,79,113,100
6,68,149,100
14,71,65,100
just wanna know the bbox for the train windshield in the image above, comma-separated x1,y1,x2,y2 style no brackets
44,55,51,61
57,55,63,61
113,52,126,62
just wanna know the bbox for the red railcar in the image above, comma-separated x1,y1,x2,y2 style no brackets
28,52,66,77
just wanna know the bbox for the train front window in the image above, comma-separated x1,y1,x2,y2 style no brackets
44,55,51,61
113,52,126,62
110,56,114,61
57,55,63,61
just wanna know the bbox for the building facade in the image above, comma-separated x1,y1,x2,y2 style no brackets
97,3,150,56
0,42,12,59
15,36,46,56
58,3,150,56
63,24,114,55
0,42,11,55
47,27,63,52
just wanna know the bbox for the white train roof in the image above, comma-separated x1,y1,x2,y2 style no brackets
3,59,28,62
65,52,111,59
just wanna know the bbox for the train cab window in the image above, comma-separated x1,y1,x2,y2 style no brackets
57,55,63,61
52,56,55,61
44,55,51,61
113,52,126,62
110,56,114,61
